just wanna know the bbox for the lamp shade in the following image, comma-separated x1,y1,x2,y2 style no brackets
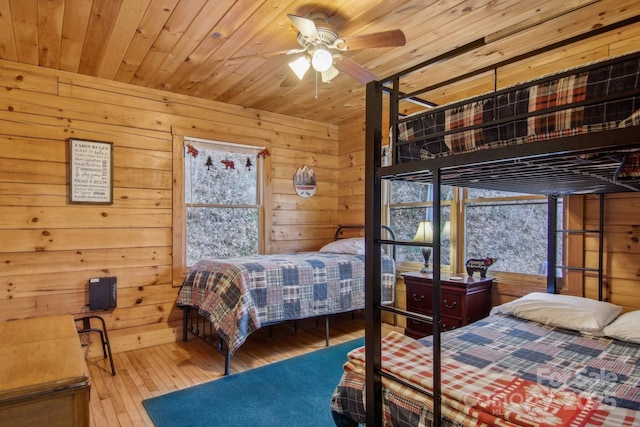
442,220,451,238
413,221,433,242
289,56,310,80
321,66,339,83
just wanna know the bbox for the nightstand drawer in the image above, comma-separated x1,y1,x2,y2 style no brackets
406,284,430,313
441,292,462,317
440,316,462,331
406,317,431,336
406,285,462,318
406,316,462,337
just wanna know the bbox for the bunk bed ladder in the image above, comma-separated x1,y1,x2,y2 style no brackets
364,76,444,427
547,194,605,299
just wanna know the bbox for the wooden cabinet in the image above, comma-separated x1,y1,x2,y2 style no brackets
403,272,493,339
0,315,90,427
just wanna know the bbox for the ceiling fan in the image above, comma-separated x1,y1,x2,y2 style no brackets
284,12,406,84
229,12,406,86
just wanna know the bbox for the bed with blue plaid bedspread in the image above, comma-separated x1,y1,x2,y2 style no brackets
331,313,640,426
177,252,395,354
396,52,640,180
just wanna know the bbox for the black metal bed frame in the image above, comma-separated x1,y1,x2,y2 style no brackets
362,50,640,427
181,305,332,375
180,224,396,376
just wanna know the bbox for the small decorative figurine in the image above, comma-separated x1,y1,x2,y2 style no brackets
466,257,497,278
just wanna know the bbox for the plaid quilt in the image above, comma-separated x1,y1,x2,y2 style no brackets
177,252,395,354
396,53,640,166
331,314,640,427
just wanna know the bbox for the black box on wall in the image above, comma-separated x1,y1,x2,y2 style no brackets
89,276,117,311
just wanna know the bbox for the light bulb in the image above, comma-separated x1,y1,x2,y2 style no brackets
311,48,333,72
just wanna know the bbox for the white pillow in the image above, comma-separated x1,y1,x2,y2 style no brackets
319,237,364,255
490,292,622,334
603,311,640,344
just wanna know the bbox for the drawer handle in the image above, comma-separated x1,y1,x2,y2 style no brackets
444,299,457,309
411,319,422,325
412,293,425,302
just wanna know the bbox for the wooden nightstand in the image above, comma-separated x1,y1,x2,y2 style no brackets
402,272,493,339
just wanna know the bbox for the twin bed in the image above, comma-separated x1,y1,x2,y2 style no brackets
330,49,640,426
176,225,396,375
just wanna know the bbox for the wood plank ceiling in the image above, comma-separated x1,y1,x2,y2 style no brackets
0,0,638,125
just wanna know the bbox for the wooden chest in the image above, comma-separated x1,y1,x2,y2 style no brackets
0,315,90,427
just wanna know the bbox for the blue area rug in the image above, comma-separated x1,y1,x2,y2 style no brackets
143,337,364,427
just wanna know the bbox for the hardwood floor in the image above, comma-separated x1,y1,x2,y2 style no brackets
86,312,401,426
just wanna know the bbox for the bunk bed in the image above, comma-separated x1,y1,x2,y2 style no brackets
176,225,396,375
330,50,640,426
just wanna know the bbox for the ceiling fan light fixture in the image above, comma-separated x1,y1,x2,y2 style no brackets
288,56,310,80
321,66,339,83
311,48,333,72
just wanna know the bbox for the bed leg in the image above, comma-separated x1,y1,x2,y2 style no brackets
224,342,231,376
182,306,189,342
325,315,329,347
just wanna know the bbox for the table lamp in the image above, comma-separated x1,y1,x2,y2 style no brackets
413,221,433,273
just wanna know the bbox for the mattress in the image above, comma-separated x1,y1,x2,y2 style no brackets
331,313,640,426
395,53,640,181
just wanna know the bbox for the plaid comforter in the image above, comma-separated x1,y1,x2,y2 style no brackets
396,53,640,179
331,314,640,426
177,252,395,354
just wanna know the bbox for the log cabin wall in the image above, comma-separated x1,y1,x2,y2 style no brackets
337,119,366,226
583,194,640,311
0,59,339,355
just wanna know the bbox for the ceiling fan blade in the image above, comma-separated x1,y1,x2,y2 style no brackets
228,47,304,61
341,29,406,50
280,71,301,87
334,57,377,84
287,14,319,41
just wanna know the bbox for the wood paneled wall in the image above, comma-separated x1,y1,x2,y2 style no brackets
337,119,366,226
584,193,640,311
0,59,339,355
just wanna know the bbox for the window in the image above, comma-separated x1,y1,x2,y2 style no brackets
464,189,562,275
183,138,264,267
388,181,453,266
386,182,563,276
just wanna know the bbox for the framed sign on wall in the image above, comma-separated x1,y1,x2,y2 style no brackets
69,138,114,204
